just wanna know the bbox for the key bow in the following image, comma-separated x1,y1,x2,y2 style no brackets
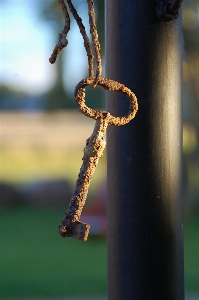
75,77,138,126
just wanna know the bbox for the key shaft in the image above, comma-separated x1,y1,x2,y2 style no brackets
59,117,108,241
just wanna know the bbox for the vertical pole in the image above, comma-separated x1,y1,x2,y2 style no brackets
106,1,184,300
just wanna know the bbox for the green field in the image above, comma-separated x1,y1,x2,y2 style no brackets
0,207,107,298
0,207,199,298
184,216,199,293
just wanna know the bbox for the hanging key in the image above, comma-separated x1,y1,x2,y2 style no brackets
59,77,138,241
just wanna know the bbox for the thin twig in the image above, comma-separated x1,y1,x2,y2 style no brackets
66,0,94,78
87,0,102,87
49,0,70,64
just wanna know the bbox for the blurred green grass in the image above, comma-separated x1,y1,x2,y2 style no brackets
0,207,107,298
184,216,199,293
0,207,199,298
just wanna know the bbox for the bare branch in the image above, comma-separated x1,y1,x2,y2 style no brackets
49,0,70,64
66,0,94,78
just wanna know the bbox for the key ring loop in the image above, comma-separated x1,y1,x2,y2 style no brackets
75,77,138,126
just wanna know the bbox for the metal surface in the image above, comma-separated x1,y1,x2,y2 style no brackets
156,0,183,22
106,0,184,299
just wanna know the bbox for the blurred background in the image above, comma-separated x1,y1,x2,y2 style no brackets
0,0,199,299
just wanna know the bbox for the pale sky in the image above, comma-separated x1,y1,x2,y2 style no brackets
0,0,89,95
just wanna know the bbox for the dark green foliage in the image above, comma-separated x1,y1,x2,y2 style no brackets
0,85,28,110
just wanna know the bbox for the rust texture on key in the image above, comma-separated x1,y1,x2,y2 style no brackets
75,77,138,126
58,78,138,241
49,0,138,241
59,118,109,241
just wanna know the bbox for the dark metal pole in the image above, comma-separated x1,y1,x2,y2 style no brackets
106,1,184,300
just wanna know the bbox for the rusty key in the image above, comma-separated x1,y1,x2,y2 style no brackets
58,77,138,241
